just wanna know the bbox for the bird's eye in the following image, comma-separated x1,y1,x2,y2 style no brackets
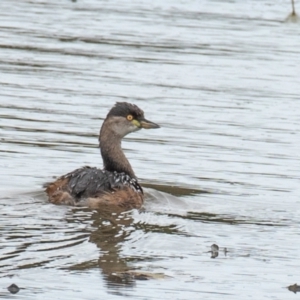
127,115,133,121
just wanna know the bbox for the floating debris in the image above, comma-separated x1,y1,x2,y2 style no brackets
224,247,229,256
286,0,299,22
7,284,20,294
211,244,219,252
208,244,230,258
291,0,297,16
287,283,300,294
210,244,219,259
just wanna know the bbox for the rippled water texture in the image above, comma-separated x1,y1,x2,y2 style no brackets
0,0,300,299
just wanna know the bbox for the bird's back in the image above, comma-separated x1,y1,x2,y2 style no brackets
45,166,143,210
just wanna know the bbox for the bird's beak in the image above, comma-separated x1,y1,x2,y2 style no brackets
138,118,160,129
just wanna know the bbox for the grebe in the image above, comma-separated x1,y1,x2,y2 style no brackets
45,102,160,211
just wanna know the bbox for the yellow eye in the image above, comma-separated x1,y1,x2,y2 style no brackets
127,115,133,121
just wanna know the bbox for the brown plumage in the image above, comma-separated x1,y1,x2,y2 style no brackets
44,102,160,211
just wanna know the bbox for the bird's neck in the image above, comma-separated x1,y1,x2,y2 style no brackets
99,121,136,178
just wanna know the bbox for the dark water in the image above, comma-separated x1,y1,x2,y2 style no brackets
0,0,300,299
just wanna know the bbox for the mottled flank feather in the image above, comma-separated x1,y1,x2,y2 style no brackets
45,166,143,209
82,187,144,211
66,166,143,197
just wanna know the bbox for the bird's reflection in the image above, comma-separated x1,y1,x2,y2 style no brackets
88,209,138,287
64,206,176,290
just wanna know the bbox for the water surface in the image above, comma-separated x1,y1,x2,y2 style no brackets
0,0,300,299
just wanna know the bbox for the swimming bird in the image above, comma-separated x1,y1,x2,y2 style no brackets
45,102,160,211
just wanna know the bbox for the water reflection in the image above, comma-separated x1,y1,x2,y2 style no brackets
89,211,136,287
65,205,181,288
50,185,289,290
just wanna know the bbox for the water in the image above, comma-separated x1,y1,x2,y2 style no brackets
0,0,300,299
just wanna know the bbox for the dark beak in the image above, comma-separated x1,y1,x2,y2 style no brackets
139,118,160,129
